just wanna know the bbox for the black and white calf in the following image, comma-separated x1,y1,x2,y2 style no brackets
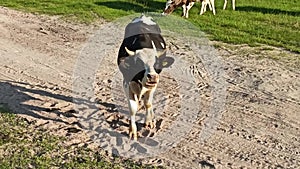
117,15,174,140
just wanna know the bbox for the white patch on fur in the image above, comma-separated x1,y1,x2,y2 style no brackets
129,99,138,114
160,42,165,48
165,0,173,10
151,41,157,51
132,15,156,25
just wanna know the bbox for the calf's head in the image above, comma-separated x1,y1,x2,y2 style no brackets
125,41,174,88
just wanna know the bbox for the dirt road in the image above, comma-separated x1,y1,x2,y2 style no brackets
0,7,299,168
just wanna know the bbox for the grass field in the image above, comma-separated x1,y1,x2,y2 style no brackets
0,106,161,169
0,0,299,53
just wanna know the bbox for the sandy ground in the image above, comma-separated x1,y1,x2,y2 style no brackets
0,6,299,169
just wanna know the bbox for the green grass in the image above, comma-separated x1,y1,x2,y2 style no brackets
188,0,300,53
0,105,162,169
0,0,299,53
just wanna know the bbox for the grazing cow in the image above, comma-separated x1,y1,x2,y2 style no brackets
163,0,235,17
117,15,174,140
163,0,216,18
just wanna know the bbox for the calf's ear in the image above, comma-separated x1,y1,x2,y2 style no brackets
161,57,174,68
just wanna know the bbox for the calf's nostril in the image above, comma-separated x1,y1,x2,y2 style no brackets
147,74,152,79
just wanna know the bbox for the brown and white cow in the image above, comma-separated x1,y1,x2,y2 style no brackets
163,0,236,17
117,15,174,140
162,0,216,18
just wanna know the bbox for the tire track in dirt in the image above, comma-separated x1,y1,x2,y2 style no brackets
152,46,299,168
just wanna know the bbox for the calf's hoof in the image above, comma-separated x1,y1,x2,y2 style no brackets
129,130,138,141
145,121,155,129
129,124,138,141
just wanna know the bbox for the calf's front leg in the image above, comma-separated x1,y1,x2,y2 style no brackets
182,4,187,17
128,96,138,140
143,89,156,129
125,82,140,140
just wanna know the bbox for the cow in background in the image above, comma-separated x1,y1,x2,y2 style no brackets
162,0,216,18
117,15,174,140
163,0,236,18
